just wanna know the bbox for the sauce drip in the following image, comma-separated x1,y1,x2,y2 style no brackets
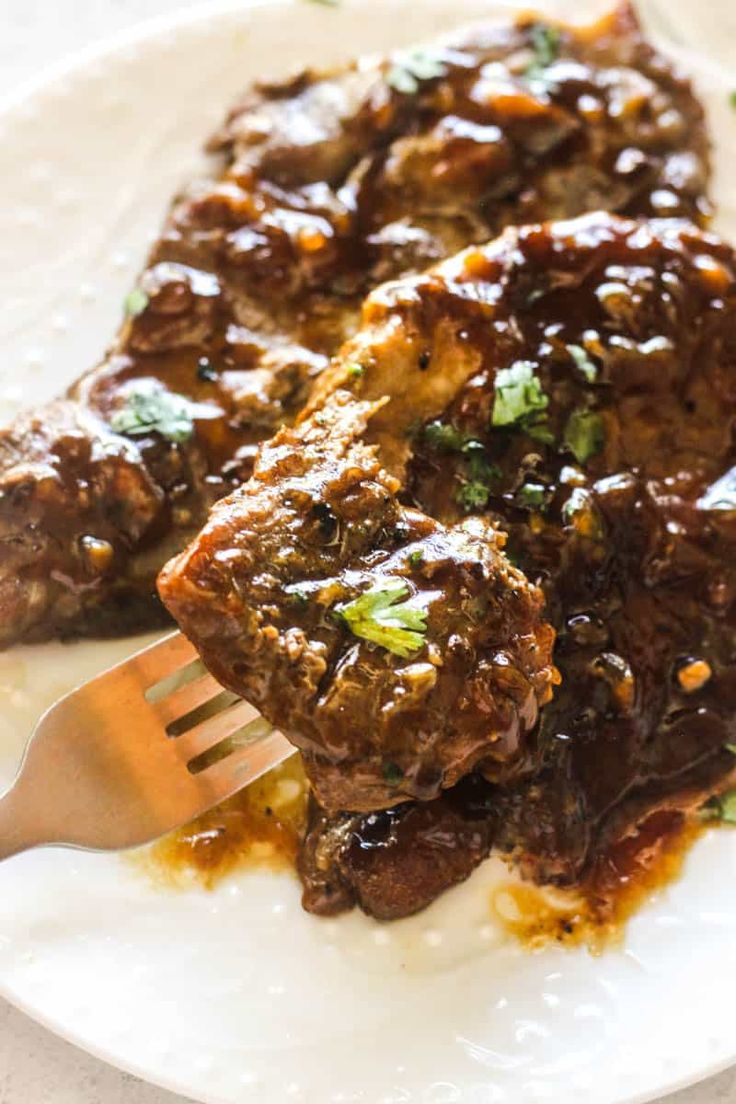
141,757,309,888
141,763,720,956
491,811,705,951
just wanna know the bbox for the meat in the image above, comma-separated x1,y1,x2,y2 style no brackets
298,776,498,920
159,394,558,813
0,2,711,646
164,211,736,918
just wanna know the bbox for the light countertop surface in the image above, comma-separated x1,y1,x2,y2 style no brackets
0,2,734,1102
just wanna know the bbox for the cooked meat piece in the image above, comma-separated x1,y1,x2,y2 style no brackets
0,2,711,646
289,211,736,916
299,775,498,920
159,393,558,812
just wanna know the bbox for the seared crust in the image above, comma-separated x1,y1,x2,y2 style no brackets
0,3,711,645
159,394,558,813
291,211,736,914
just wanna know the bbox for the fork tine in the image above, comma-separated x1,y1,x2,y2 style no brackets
195,730,296,797
154,672,226,728
172,697,266,762
125,631,199,687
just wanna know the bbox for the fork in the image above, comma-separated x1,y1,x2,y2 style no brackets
0,631,295,862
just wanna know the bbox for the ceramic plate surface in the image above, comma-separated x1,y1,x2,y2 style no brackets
0,2,735,1102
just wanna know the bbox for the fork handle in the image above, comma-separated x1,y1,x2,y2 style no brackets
0,780,46,861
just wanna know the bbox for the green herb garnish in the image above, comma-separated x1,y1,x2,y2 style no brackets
726,743,736,756
423,421,468,452
527,423,555,446
124,287,149,318
305,0,340,5
701,789,736,824
730,90,736,109
457,442,500,511
568,344,598,384
516,482,546,509
564,409,605,464
423,423,499,509
387,48,447,95
336,579,427,658
457,480,491,512
346,363,364,379
110,383,195,444
408,550,424,568
526,23,561,80
492,360,549,431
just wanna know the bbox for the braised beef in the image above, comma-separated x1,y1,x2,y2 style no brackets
165,212,736,917
0,3,710,646
158,393,558,813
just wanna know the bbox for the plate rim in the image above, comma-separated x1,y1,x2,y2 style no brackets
0,2,733,1102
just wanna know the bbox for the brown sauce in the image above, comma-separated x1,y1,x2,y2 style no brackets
139,757,309,888
141,758,722,957
491,811,705,952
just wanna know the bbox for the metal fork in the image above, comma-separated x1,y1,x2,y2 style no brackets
0,632,295,862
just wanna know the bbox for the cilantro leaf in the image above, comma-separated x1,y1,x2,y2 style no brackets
423,420,467,452
110,383,196,444
701,788,736,824
564,409,605,464
336,579,427,658
567,344,598,384
492,361,549,430
457,480,491,512
124,287,149,318
526,23,561,80
387,48,447,95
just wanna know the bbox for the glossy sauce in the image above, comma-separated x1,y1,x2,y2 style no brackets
142,757,720,957
492,811,704,951
141,758,309,888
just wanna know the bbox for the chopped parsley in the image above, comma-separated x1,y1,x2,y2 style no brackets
335,579,427,658
567,344,598,384
346,363,364,379
382,762,404,785
492,360,549,436
516,482,546,509
408,550,424,568
110,383,195,444
701,789,736,825
124,287,149,318
527,423,555,446
457,481,491,512
564,408,605,464
458,442,500,511
387,47,447,95
525,23,561,80
423,421,467,452
422,421,499,510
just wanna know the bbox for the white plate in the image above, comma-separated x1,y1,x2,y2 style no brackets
0,2,735,1102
